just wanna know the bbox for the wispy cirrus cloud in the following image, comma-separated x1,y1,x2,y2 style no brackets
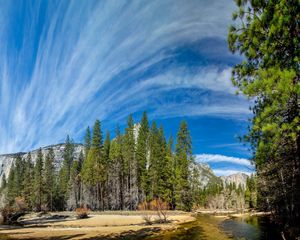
213,169,253,177
196,153,255,176
196,154,253,167
0,0,248,154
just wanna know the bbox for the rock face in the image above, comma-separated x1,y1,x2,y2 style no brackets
191,162,218,188
220,173,249,189
0,144,84,185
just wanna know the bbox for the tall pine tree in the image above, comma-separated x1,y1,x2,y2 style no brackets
44,148,56,211
82,120,105,209
123,115,137,209
84,126,91,157
34,148,44,211
14,155,24,197
23,153,34,209
59,135,75,208
175,121,193,211
136,112,149,202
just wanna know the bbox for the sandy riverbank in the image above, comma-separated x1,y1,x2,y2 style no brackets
0,211,195,239
196,209,271,218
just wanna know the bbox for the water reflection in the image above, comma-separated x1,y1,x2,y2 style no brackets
220,216,282,240
148,214,282,240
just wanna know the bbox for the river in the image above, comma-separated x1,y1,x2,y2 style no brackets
147,214,283,240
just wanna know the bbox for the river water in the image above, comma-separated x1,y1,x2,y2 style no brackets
220,215,282,239
147,214,283,240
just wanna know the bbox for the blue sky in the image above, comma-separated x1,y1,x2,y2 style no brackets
0,0,254,175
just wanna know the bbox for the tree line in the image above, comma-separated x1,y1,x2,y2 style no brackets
197,174,257,210
1,113,195,211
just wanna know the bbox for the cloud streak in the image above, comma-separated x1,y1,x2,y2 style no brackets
213,169,253,177
196,154,253,167
0,0,249,154
196,153,255,176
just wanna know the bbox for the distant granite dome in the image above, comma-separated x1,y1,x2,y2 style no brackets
0,143,84,185
190,162,217,188
220,172,249,189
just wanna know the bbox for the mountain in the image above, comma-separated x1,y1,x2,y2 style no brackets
0,144,84,185
190,162,219,188
220,172,249,189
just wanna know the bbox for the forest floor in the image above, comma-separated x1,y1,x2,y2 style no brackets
0,211,195,239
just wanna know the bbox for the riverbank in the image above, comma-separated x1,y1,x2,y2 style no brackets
196,209,271,218
0,211,195,239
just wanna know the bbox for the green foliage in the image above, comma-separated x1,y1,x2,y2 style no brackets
59,135,75,208
228,0,300,224
84,126,91,157
103,130,111,171
7,165,16,205
82,119,104,186
33,148,44,211
44,148,56,211
175,121,194,211
109,127,123,163
14,155,24,197
148,123,168,200
159,133,174,207
3,112,245,213
123,115,135,175
1,173,7,191
245,174,257,208
122,114,136,210
136,112,149,201
22,153,34,209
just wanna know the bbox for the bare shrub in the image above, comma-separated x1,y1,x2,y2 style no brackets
1,203,25,225
150,198,169,223
192,204,201,212
41,204,49,213
15,197,27,212
75,207,89,219
138,201,152,225
0,206,14,224
0,197,27,224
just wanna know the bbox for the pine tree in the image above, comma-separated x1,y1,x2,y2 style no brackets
82,119,105,210
14,155,24,197
228,0,300,225
136,112,149,202
109,126,124,210
84,126,91,157
148,122,159,200
163,135,175,208
175,121,193,211
103,130,110,163
34,148,44,211
7,166,16,205
245,174,257,208
69,159,81,208
156,126,167,198
78,150,84,170
59,135,75,208
23,153,34,209
103,130,110,209
1,173,6,191
122,115,137,209
44,148,56,211
77,150,84,206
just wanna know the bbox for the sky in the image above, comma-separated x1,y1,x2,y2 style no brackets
0,0,254,176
